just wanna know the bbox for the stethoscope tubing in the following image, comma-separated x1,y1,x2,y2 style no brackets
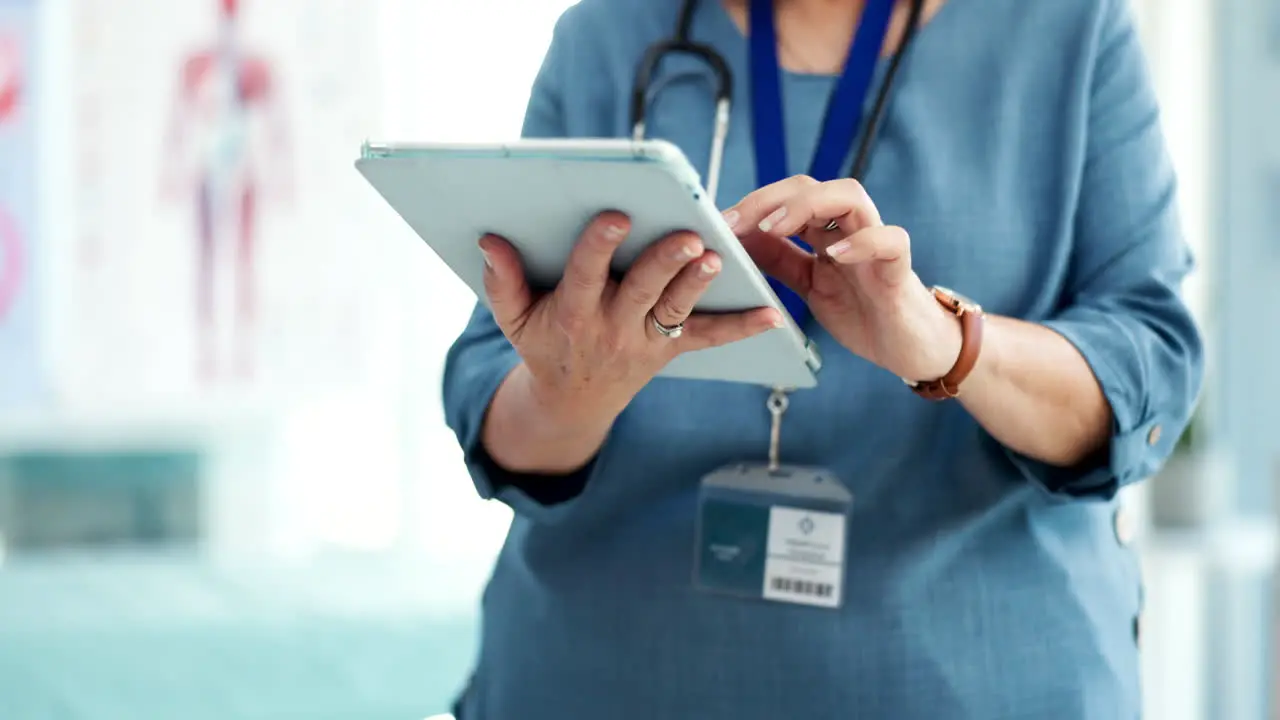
630,0,927,200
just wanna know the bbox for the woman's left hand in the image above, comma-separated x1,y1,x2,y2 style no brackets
725,175,962,383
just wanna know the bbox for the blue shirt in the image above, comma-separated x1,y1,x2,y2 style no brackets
442,0,1204,717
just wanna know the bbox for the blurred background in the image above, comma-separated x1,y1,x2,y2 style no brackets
0,0,1275,718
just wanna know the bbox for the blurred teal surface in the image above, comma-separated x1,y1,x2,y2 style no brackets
7,453,202,480
1,452,203,550
0,556,479,719
0,452,483,719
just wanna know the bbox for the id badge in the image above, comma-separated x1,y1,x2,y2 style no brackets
694,462,852,609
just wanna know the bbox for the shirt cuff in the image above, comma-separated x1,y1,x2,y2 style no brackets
454,353,607,524
474,443,595,508
1003,416,1170,500
1003,316,1176,499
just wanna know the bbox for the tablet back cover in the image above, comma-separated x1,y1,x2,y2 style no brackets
355,141,819,388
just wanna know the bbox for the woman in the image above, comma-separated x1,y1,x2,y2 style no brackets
443,0,1203,717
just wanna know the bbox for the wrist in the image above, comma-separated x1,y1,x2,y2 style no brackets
905,285,986,400
921,301,964,381
515,363,621,437
898,283,962,383
484,363,616,475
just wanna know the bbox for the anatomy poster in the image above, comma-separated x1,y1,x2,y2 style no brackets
0,0,46,413
64,0,388,407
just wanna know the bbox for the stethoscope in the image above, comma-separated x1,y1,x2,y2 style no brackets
630,0,928,202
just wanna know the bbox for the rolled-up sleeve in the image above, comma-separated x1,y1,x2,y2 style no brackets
1009,0,1205,499
443,304,595,521
441,8,604,521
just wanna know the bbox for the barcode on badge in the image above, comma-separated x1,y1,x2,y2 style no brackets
769,576,835,598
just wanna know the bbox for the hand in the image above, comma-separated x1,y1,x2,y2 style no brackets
481,211,784,427
725,176,961,382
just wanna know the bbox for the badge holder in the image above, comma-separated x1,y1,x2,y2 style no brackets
694,387,853,609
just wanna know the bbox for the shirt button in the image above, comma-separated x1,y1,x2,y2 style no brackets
1147,425,1162,446
1114,506,1136,546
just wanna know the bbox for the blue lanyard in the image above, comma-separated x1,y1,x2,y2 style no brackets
748,0,896,326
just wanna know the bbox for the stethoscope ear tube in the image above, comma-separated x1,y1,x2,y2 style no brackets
631,40,734,136
631,39,735,199
849,0,927,181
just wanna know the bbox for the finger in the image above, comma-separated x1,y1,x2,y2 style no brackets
738,230,814,299
722,175,820,236
825,225,914,286
479,234,534,331
679,307,785,352
726,177,883,244
559,211,630,310
761,178,883,241
612,230,704,322
649,251,722,329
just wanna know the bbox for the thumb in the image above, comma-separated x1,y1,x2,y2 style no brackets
739,230,813,299
479,234,533,331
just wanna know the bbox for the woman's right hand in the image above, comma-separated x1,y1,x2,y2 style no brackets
480,211,784,431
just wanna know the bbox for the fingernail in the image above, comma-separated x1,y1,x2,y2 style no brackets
758,207,786,233
603,224,627,242
827,240,851,258
480,248,494,270
698,257,721,277
675,243,702,261
771,313,786,329
722,209,740,230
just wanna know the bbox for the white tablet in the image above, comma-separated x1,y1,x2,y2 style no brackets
354,138,821,389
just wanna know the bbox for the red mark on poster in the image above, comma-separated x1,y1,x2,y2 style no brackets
0,32,22,124
0,31,25,321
